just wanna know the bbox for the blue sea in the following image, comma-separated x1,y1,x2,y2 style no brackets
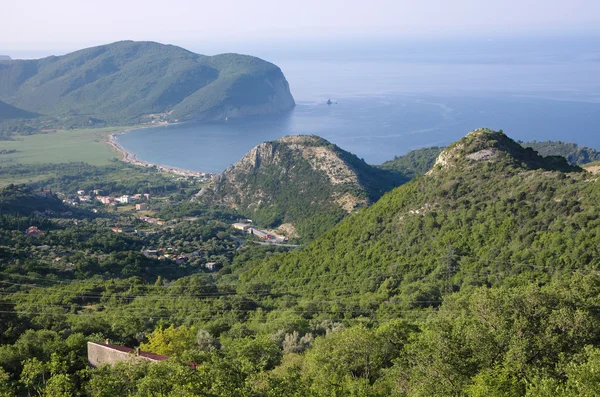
116,38,600,173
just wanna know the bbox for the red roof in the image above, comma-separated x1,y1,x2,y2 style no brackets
99,343,197,367
104,343,169,361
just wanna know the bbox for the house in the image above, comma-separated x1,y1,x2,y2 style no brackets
205,262,221,271
143,193,151,200
96,196,115,205
78,195,91,202
93,189,102,195
87,340,168,368
175,255,189,265
36,189,53,198
87,340,197,369
25,226,44,237
77,190,85,195
135,203,147,211
232,223,251,231
111,227,123,233
118,195,131,204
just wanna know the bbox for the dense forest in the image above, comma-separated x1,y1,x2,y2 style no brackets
2,129,600,396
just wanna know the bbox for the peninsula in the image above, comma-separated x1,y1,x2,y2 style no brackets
0,41,295,126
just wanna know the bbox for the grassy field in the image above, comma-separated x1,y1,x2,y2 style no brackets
0,127,126,166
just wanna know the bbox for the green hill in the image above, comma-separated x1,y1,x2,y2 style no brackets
240,129,593,297
520,140,600,165
198,135,407,240
379,146,444,178
0,184,65,216
0,41,295,124
381,139,600,177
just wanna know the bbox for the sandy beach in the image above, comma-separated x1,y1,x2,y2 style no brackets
107,127,215,179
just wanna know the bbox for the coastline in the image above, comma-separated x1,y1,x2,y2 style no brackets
106,124,216,179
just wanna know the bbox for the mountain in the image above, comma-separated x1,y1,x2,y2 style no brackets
520,140,600,165
0,99,38,121
197,135,407,240
380,138,600,177
0,56,10,61
240,128,595,297
0,41,295,124
379,146,444,179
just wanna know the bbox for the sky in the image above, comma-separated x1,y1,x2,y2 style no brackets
2,0,600,56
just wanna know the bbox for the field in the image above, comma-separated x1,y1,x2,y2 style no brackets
0,127,126,166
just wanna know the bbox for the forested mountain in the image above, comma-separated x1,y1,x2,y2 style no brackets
521,140,600,165
198,135,407,240
379,146,444,178
3,129,600,396
0,41,295,124
241,129,591,297
381,138,600,177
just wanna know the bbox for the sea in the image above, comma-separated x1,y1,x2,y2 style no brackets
116,37,600,173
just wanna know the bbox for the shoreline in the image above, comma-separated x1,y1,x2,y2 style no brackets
106,124,216,179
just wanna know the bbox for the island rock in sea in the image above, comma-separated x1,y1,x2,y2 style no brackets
0,41,295,124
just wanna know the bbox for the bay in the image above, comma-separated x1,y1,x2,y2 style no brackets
116,54,600,173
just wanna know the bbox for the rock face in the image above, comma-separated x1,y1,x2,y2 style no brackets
0,41,295,124
427,128,579,175
198,135,406,239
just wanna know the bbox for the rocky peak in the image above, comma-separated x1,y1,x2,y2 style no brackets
197,135,406,239
428,128,579,174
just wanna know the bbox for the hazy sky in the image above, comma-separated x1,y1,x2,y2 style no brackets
2,0,600,54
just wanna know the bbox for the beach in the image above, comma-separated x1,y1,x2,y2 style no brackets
107,127,215,179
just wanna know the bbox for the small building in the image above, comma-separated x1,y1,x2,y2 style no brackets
135,203,147,211
77,190,86,195
118,195,131,204
143,193,151,200
25,226,44,237
111,227,123,233
96,196,115,205
175,255,189,265
232,223,251,231
36,189,53,198
205,262,221,271
93,189,102,195
87,341,168,368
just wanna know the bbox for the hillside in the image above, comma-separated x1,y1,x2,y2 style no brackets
198,135,407,239
379,146,444,179
0,184,66,215
0,99,38,121
0,41,294,124
381,138,600,177
521,140,600,165
240,129,594,297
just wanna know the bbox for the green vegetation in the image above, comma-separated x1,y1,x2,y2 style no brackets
379,146,444,178
381,139,600,178
203,135,407,241
0,127,120,169
3,128,600,395
520,139,600,165
0,41,295,126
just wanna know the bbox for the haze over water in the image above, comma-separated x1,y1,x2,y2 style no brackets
116,38,600,173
